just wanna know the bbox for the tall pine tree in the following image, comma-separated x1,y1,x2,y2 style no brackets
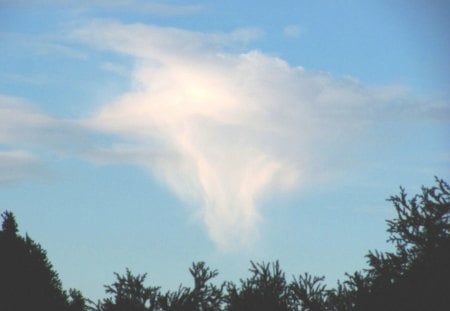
0,211,86,311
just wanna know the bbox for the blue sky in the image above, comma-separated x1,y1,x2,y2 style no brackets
0,0,449,300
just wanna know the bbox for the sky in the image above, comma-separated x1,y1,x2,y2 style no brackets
1,0,449,300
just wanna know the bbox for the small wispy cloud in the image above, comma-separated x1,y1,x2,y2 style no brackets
0,95,56,146
71,20,263,61
0,32,89,60
283,24,303,38
0,94,97,160
100,61,131,77
106,1,204,16
0,150,44,185
224,27,265,44
0,0,204,16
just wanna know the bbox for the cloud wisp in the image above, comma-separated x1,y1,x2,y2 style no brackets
283,24,303,38
0,95,95,153
69,20,449,250
0,0,204,16
0,150,44,185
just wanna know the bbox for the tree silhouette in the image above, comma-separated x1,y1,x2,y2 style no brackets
69,289,89,311
2,177,449,311
289,273,328,311
95,262,224,311
93,269,160,311
0,210,87,311
226,261,291,311
355,177,450,311
1,210,18,236
182,262,224,311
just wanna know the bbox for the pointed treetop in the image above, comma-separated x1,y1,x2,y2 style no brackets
1,210,18,236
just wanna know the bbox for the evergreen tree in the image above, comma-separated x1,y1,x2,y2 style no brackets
356,177,450,311
226,261,291,311
0,211,87,311
98,269,161,311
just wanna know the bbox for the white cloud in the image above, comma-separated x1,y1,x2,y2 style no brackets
71,20,449,250
2,20,447,250
72,20,263,62
0,95,55,146
0,150,43,185
0,94,97,161
0,94,111,185
0,96,67,184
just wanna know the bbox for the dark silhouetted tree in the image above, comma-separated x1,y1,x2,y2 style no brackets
290,273,328,311
226,261,291,311
69,288,89,311
1,210,18,236
94,268,161,311
95,262,224,311
0,210,87,311
180,261,224,311
345,177,450,311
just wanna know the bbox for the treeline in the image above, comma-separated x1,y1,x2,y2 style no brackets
1,178,449,311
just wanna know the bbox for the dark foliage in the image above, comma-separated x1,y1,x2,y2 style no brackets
2,177,449,311
91,262,224,311
69,289,89,311
91,269,160,311
290,273,328,311
226,261,290,311
356,177,450,311
0,211,88,311
159,261,224,311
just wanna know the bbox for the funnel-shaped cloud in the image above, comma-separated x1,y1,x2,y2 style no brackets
73,21,447,250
